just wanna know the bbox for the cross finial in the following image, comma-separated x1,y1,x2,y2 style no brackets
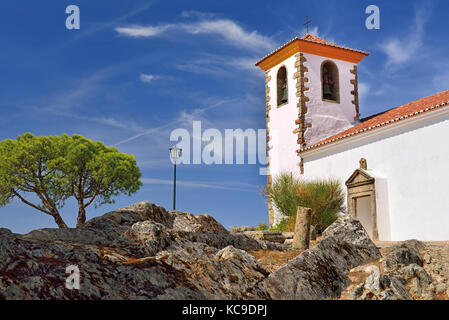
303,16,312,34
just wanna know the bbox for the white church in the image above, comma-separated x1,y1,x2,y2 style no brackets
256,33,449,241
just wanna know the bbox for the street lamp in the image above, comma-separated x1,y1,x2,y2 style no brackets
169,145,182,210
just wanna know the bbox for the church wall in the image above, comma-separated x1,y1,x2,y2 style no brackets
301,110,449,241
266,55,302,224
302,53,358,145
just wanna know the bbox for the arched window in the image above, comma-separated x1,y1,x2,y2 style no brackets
277,66,288,106
321,61,339,103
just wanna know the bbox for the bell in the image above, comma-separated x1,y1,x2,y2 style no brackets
323,84,333,97
281,86,288,103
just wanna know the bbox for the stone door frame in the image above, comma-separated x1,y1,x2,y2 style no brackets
345,169,379,240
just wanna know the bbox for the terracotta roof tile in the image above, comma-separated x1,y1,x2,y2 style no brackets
255,33,368,66
301,34,369,55
298,90,449,153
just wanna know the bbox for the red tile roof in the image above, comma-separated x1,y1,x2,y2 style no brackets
255,33,368,66
301,34,369,55
298,90,449,153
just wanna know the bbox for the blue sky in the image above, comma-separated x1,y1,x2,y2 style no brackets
1,0,448,233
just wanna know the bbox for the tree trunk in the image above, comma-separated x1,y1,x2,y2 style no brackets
51,210,68,229
76,202,86,228
292,207,312,250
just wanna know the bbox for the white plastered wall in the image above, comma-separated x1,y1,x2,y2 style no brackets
267,55,300,224
301,110,449,241
302,53,358,145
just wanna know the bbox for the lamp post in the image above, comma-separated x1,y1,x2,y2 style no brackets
169,146,182,210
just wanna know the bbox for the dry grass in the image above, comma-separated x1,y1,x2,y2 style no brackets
248,250,303,273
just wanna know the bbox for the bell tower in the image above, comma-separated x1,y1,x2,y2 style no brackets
256,33,368,225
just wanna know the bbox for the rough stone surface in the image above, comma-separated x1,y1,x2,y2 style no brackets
382,240,424,273
229,226,255,234
353,271,412,300
397,263,436,300
350,239,440,300
243,231,285,244
170,211,229,235
282,232,294,240
259,216,382,300
0,202,280,300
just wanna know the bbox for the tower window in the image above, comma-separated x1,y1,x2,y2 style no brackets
321,61,339,103
277,66,288,106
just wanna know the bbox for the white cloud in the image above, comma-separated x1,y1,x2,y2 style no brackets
141,178,258,192
115,18,275,51
379,5,431,67
300,26,319,36
181,19,274,51
139,73,159,83
114,97,239,146
358,82,370,102
115,25,171,37
175,55,263,77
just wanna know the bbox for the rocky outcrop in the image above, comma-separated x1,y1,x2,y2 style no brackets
170,211,229,235
0,202,280,300
353,240,438,300
0,204,386,300
352,268,412,300
229,226,255,234
382,240,424,274
259,216,382,300
243,231,285,244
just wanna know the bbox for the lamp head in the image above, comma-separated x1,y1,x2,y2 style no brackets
169,145,182,163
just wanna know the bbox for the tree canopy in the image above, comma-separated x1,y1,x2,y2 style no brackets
0,133,142,228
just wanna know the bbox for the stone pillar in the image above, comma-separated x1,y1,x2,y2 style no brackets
292,207,312,250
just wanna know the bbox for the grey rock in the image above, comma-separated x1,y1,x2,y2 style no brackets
424,253,432,264
397,263,436,299
401,239,426,253
382,245,423,273
353,272,412,300
282,232,294,240
0,201,281,300
243,230,285,243
170,211,229,235
229,226,255,234
259,216,382,300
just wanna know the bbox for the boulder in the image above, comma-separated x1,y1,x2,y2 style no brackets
259,216,382,300
229,226,255,234
382,240,424,273
352,272,412,300
0,201,282,300
397,263,436,300
170,211,229,235
243,230,285,244
282,232,294,240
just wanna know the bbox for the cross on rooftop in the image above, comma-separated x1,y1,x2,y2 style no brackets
303,16,312,34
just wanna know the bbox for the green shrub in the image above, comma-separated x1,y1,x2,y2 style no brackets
254,222,269,231
261,172,345,233
269,215,296,232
